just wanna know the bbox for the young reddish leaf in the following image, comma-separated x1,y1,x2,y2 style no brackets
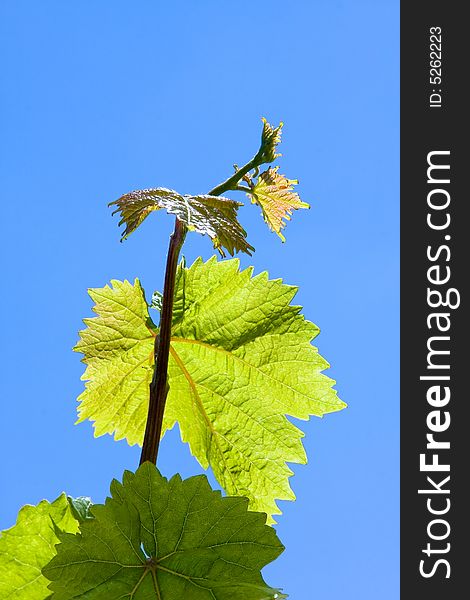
109,188,254,257
249,168,309,241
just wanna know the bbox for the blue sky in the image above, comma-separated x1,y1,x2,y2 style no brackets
0,1,399,598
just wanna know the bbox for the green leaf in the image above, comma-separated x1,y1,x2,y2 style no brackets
249,168,309,241
43,463,286,599
67,496,94,523
75,258,345,521
0,494,79,599
109,188,254,257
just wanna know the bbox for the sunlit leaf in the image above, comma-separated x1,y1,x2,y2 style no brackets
0,495,79,599
75,258,345,521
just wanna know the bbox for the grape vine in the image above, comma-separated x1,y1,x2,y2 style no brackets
0,119,345,599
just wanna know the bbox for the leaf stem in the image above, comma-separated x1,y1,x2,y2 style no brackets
208,158,257,196
139,154,258,466
234,185,252,193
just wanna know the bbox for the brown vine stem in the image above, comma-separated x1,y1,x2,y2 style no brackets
139,156,259,466
139,217,186,465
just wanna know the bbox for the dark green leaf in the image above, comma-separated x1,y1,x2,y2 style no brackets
44,463,286,599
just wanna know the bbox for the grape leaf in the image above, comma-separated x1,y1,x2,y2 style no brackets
43,463,286,600
109,188,254,257
0,494,79,599
75,257,345,520
249,168,309,241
